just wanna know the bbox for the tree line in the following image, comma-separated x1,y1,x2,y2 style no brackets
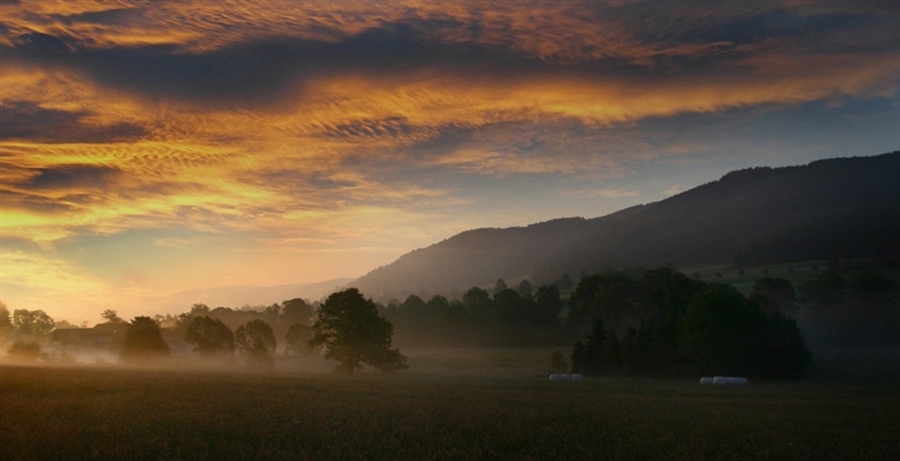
565,269,810,379
2,267,896,378
1,291,406,373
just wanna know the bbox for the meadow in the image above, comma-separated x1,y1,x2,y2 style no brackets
2,354,899,461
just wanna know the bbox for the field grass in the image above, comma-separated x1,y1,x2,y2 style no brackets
3,362,899,460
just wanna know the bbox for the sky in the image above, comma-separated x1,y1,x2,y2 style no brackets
1,1,899,323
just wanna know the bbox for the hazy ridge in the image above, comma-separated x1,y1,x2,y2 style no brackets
165,277,354,309
352,151,900,297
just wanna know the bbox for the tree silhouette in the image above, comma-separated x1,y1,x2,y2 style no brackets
800,270,846,309
184,316,235,356
494,278,508,295
849,272,897,307
761,312,811,379
0,302,12,338
101,309,124,323
462,287,493,320
751,277,797,315
309,288,407,372
679,289,766,375
11,309,55,338
120,317,170,362
284,323,315,355
556,273,574,292
534,284,563,326
516,280,533,297
281,298,313,326
571,318,608,374
235,319,276,368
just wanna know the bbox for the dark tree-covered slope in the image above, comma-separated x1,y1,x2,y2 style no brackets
351,152,900,296
351,216,615,296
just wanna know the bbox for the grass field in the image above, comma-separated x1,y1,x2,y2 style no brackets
3,360,899,461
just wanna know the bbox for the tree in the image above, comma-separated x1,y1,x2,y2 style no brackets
309,288,407,372
761,312,811,379
120,317,170,362
184,316,235,356
12,309,55,337
264,303,281,324
604,331,622,369
53,319,80,329
533,284,563,327
516,280,533,297
494,278,508,295
751,278,797,315
426,294,451,317
100,309,124,323
462,287,493,320
679,290,766,376
190,303,211,316
284,323,315,355
398,294,427,325
235,319,276,367
493,288,523,323
0,302,12,340
800,271,846,308
554,273,574,292
567,271,643,335
281,298,313,325
849,272,897,307
571,318,608,374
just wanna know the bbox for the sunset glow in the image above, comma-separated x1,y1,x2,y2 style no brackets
2,1,898,322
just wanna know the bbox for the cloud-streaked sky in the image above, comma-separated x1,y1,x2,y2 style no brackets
2,1,899,322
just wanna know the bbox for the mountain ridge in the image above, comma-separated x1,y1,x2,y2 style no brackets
351,152,900,298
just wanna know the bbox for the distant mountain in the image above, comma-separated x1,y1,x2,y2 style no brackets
351,152,900,298
164,278,354,311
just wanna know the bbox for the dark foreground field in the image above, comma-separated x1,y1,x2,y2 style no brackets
2,365,899,461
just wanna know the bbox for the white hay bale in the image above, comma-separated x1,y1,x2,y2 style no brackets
713,376,727,385
549,374,561,380
727,377,748,385
571,373,583,381
700,377,713,385
560,373,571,380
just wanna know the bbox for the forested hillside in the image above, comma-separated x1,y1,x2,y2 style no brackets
353,152,900,297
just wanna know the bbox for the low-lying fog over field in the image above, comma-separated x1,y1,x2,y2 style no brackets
3,356,900,461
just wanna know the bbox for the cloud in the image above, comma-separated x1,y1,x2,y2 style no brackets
23,164,122,190
49,7,145,27
4,2,896,112
0,249,106,299
1,0,898,312
0,101,147,143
